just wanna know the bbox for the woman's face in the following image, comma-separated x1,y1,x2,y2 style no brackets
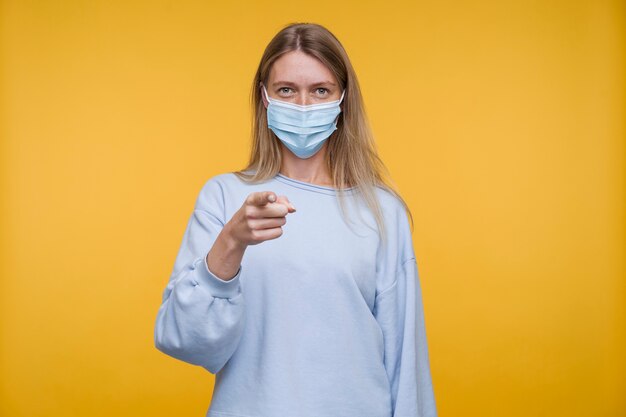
263,50,342,108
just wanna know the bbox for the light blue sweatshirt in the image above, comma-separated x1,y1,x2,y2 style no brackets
154,171,437,417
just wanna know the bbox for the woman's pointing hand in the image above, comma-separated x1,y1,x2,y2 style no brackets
227,191,296,247
206,191,296,281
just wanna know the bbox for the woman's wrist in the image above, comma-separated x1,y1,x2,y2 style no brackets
221,222,247,252
205,225,246,281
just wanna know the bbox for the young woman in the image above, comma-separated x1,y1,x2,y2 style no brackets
154,22,437,417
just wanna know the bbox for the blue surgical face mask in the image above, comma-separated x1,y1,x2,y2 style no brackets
263,85,346,159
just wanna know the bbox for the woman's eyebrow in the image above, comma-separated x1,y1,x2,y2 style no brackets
272,80,337,87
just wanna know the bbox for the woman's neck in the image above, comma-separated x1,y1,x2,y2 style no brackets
279,144,332,186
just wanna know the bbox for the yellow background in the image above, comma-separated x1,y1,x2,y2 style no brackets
1,1,624,416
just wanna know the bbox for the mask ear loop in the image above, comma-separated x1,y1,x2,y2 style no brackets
333,90,346,125
261,84,271,103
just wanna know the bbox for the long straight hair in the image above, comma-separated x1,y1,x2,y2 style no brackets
233,22,414,245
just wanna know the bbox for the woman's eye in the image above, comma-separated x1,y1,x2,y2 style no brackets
279,87,292,94
316,88,328,95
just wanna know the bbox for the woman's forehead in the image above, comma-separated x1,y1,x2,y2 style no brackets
268,50,338,85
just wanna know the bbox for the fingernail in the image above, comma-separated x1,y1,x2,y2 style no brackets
268,194,276,202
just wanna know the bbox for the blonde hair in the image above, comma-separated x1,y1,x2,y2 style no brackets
233,22,414,245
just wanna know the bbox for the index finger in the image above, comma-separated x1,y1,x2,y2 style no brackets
247,191,277,206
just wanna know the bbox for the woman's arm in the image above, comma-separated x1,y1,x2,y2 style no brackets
154,177,295,373
153,178,245,374
206,223,247,281
374,257,437,417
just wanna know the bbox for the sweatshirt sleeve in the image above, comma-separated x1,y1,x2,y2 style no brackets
153,177,246,374
374,257,437,417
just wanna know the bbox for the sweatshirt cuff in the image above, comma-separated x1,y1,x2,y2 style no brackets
192,256,242,298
